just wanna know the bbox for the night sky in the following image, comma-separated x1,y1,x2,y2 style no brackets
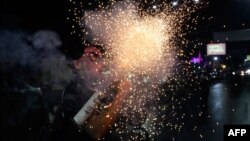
0,0,250,57
0,0,68,32
1,0,250,34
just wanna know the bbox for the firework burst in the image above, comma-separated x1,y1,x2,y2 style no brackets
68,0,210,140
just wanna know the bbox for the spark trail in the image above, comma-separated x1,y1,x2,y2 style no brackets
69,0,209,140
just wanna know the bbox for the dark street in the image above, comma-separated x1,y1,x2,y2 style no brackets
156,76,250,141
207,77,250,140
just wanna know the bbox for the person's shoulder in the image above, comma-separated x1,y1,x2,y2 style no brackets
64,78,79,94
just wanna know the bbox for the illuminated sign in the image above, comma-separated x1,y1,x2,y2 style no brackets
190,52,203,64
207,43,226,56
247,55,250,61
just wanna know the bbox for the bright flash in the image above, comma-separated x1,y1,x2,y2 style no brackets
70,0,206,140
84,2,174,78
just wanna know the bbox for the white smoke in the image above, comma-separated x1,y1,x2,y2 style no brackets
0,30,73,89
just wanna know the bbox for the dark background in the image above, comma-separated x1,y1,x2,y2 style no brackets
0,0,250,141
1,0,250,44
1,0,250,58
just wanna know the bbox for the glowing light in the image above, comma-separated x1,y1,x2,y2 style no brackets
232,72,236,75
194,0,200,4
221,64,226,69
172,1,178,7
213,57,218,61
246,69,250,75
241,71,245,76
83,1,176,79
69,0,207,140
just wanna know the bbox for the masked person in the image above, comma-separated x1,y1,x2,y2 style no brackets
47,42,150,141
49,44,107,141
51,43,126,140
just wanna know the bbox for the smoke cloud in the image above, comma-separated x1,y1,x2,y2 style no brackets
0,30,73,89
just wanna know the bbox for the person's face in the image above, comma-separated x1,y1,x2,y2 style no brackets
74,46,105,90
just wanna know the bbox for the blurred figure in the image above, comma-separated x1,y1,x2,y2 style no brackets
49,44,109,141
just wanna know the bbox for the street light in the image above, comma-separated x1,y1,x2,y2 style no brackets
221,64,226,69
246,69,250,75
172,1,178,7
193,0,199,4
213,56,218,61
